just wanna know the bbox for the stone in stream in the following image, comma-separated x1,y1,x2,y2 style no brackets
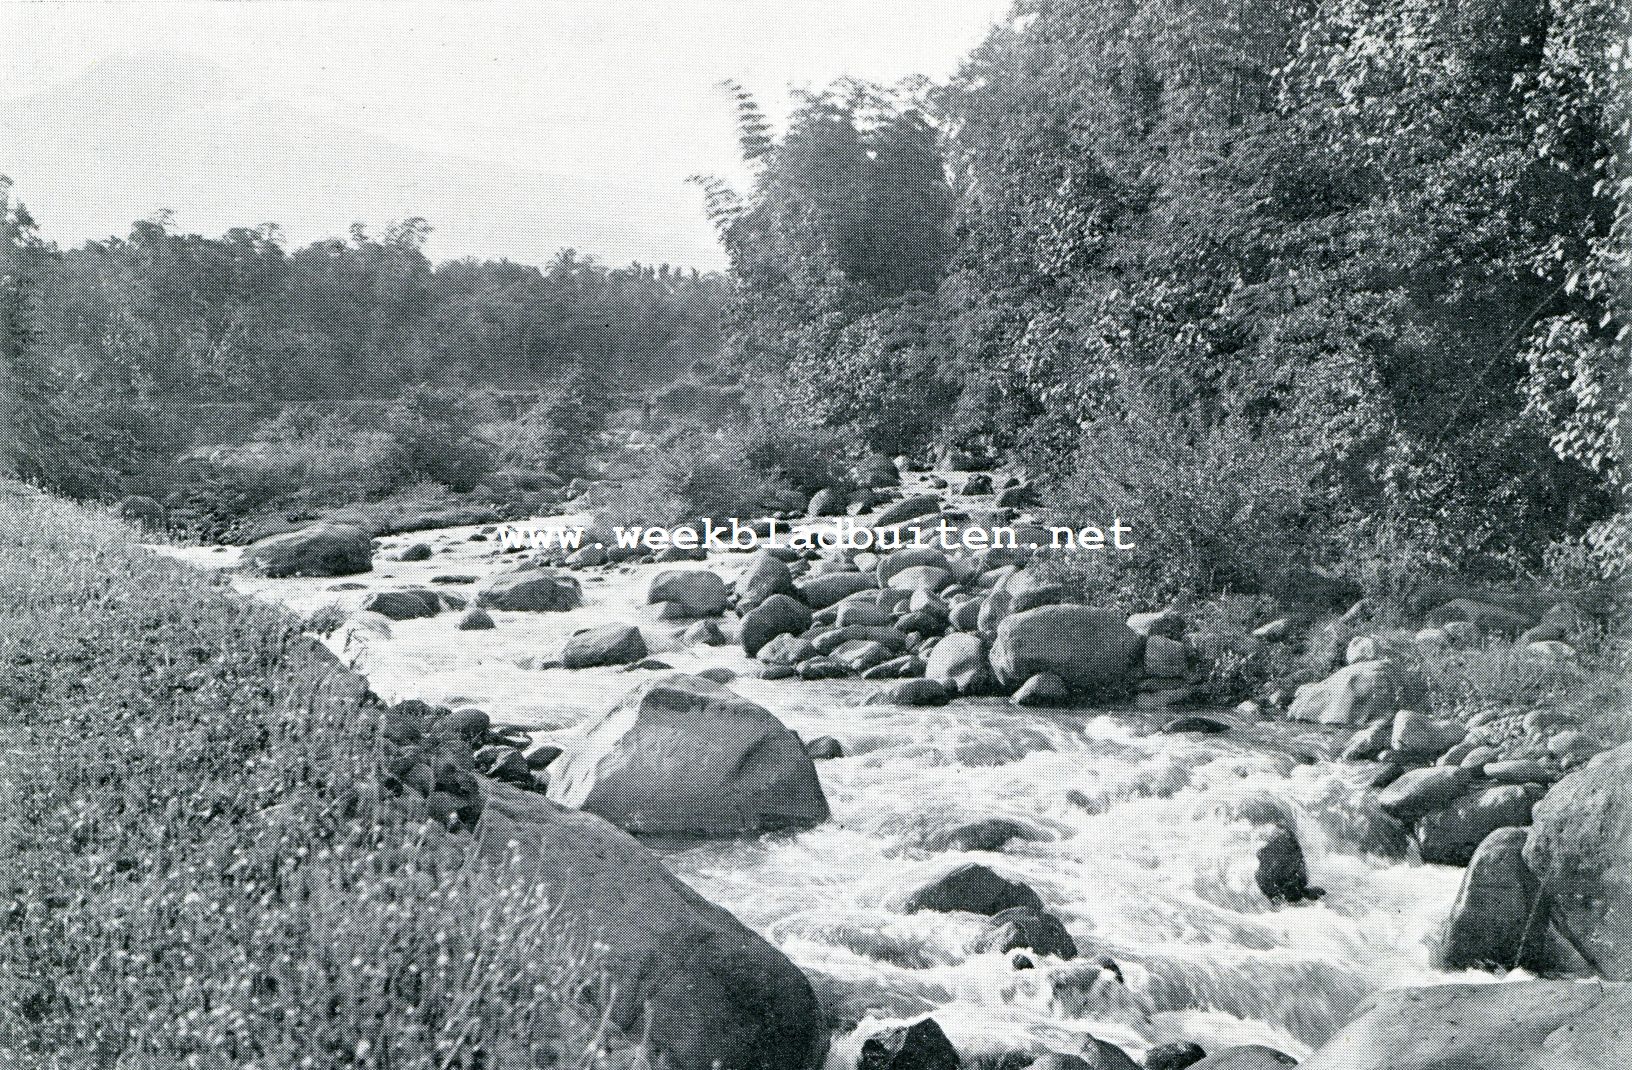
904,863,1044,916
456,607,495,630
872,495,942,527
738,549,798,609
805,736,844,760
1143,1042,1207,1070
647,569,728,617
859,1018,960,1070
1012,672,1069,707
682,618,726,646
476,779,826,1070
1297,979,1632,1069
362,588,443,621
1436,826,1549,971
560,624,648,669
1161,715,1230,735
1390,710,1465,759
877,546,952,586
1415,783,1543,866
546,674,828,838
476,568,582,612
243,522,373,577
1186,1048,1296,1070
1288,659,1425,726
798,571,878,609
989,606,1142,692
975,906,1078,959
740,593,813,656
1375,766,1475,822
921,818,1040,853
926,633,993,695
395,542,433,562
1256,825,1323,904
869,678,950,707
758,633,820,666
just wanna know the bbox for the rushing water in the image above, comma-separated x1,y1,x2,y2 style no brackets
160,513,1486,1066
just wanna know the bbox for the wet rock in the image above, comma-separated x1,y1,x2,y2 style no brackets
362,589,442,620
922,818,1040,853
244,522,373,577
647,569,728,617
1298,979,1632,1070
396,542,433,562
477,569,582,612
561,624,648,669
1524,743,1632,979
927,633,993,695
1391,710,1466,759
1127,610,1186,639
456,607,495,630
1341,720,1393,761
990,606,1141,692
873,496,943,527
904,863,1044,916
1141,635,1189,680
758,633,820,666
1162,715,1230,735
1289,659,1425,726
739,550,798,609
872,678,951,707
797,657,847,680
878,546,953,586
547,674,828,838
1188,1048,1296,1069
432,706,489,743
1437,827,1548,971
975,906,1078,959
478,780,825,1070
1012,672,1070,707
961,473,994,496
805,736,844,760
741,594,814,656
525,744,563,769
808,487,845,517
799,571,878,609
1416,784,1542,866
1256,826,1322,904
859,1018,960,1070
1377,766,1475,822
1144,1042,1207,1070
682,618,727,646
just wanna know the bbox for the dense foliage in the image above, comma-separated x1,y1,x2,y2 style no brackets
708,0,1629,590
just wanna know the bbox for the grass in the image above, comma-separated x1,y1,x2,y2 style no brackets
0,483,631,1069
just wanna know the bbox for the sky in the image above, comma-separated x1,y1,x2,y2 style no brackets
2,0,1010,269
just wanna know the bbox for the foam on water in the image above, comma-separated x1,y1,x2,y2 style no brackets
156,517,1487,1065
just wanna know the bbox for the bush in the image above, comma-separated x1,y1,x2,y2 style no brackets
592,428,792,528
738,417,859,497
0,486,630,1067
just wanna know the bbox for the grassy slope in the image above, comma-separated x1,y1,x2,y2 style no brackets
0,484,618,1069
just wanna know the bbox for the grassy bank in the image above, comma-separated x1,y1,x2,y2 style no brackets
0,484,621,1069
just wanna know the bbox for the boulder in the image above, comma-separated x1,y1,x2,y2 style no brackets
244,522,373,578
798,571,878,609
741,594,814,657
548,675,827,838
1377,767,1476,823
758,634,820,666
873,495,942,527
878,546,953,587
873,678,950,707
1298,980,1632,1070
1141,635,1189,680
739,550,798,609
1188,1049,1295,1070
975,906,1078,959
888,565,954,593
362,589,442,621
648,570,728,617
808,488,844,517
1424,598,1535,637
1524,743,1632,979
926,633,992,695
1256,826,1320,904
990,606,1141,692
859,1019,960,1070
832,638,895,673
1012,672,1069,707
477,569,583,612
561,624,649,669
805,736,844,760
1390,710,1466,759
904,863,1044,916
922,818,1039,853
396,542,433,562
456,607,495,631
1437,827,1548,971
1416,784,1542,866
1288,660,1424,726
1144,1042,1208,1070
1126,610,1186,640
683,618,727,646
477,780,826,1070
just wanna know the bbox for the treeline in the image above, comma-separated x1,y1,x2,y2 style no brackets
0,188,727,495
699,0,1629,594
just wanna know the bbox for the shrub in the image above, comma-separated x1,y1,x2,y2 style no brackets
592,428,792,528
0,486,631,1067
738,417,859,497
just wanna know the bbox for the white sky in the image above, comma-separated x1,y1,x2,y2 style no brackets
3,0,1009,268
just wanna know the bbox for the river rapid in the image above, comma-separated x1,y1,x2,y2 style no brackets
159,512,1488,1067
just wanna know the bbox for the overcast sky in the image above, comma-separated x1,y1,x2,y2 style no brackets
3,0,1009,268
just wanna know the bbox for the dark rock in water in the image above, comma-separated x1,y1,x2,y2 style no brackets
976,906,1078,959
1188,1047,1296,1069
477,569,582,612
961,473,994,496
244,522,373,577
1012,672,1069,707
457,607,495,630
695,666,736,684
926,633,992,695
524,744,563,770
806,736,844,760
738,549,798,609
990,606,1141,691
741,593,813,656
905,863,1044,916
1376,766,1474,822
1161,715,1230,735
398,542,433,562
797,656,847,680
363,589,442,620
871,678,950,707
629,657,672,671
1437,826,1548,971
683,618,727,646
1144,1041,1207,1070
1256,826,1322,904
1525,742,1632,979
922,818,1038,853
762,664,796,681
1298,979,1632,1069
759,633,819,666
647,569,728,617
859,1018,961,1070
547,674,828,838
477,779,826,1070
561,624,648,669
430,574,477,585
1416,784,1542,866
1028,1056,1093,1070
432,706,489,743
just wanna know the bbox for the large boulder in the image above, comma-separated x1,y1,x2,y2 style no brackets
243,522,373,577
858,1019,960,1070
873,495,942,527
925,633,992,695
476,569,583,612
1415,783,1542,866
1288,660,1424,726
798,571,878,609
648,570,728,617
1437,827,1548,971
561,624,649,669
989,606,1141,692
1298,980,1632,1070
1524,743,1632,979
361,589,443,621
740,594,814,657
477,780,826,1070
904,863,1044,916
547,674,829,838
738,550,798,609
